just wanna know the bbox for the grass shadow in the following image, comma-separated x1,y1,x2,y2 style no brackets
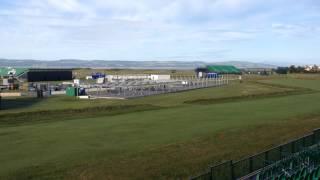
0,97,42,111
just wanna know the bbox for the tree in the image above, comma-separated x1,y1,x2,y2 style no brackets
312,65,319,73
296,66,305,73
289,65,296,73
275,67,289,74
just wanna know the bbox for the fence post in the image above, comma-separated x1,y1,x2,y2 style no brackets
249,157,253,172
302,137,306,148
291,141,294,154
265,151,269,166
210,166,214,180
230,161,234,180
313,129,320,144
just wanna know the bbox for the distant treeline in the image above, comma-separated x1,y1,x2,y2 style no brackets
276,65,320,74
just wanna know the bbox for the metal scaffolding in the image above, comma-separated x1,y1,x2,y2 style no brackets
86,75,238,99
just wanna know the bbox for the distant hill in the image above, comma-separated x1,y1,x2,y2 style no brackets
0,59,276,69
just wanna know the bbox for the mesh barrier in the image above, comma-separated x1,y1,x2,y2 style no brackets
251,152,266,171
192,171,211,180
280,142,293,158
267,147,281,163
314,129,320,143
233,159,250,178
293,138,304,153
211,161,233,180
305,134,315,146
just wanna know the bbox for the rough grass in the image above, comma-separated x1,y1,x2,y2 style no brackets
0,75,320,179
184,81,316,105
0,104,162,127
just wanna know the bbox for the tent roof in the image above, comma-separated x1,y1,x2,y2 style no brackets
206,65,241,74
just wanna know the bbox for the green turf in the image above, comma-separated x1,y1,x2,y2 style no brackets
0,75,320,179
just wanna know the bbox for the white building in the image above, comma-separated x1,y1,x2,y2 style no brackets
96,77,105,84
73,79,80,85
305,65,313,72
85,76,93,80
150,74,171,81
305,65,320,72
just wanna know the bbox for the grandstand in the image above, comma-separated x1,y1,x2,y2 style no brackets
206,65,241,74
191,129,320,180
195,65,241,78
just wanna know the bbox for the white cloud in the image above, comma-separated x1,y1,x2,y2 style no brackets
46,0,81,12
271,23,319,38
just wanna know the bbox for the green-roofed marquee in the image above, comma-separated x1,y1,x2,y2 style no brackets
206,65,241,74
0,67,29,77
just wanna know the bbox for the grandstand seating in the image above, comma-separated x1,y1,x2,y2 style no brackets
255,144,320,180
256,166,320,180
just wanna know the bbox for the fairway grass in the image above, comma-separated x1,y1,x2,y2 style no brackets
1,75,320,179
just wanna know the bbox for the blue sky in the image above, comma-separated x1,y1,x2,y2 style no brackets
0,0,319,65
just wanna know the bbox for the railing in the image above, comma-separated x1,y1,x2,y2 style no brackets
191,129,320,180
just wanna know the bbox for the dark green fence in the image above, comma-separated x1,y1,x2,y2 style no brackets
191,129,320,180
